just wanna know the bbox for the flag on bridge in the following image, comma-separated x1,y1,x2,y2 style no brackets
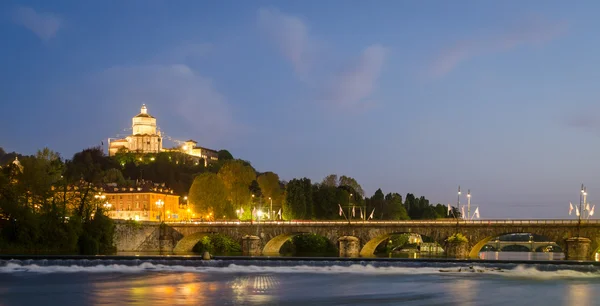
369,208,375,220
252,207,256,217
576,206,580,217
277,208,282,219
240,207,244,215
352,206,356,217
360,208,364,220
474,207,480,219
569,202,574,215
338,204,343,216
447,204,452,216
586,203,591,212
461,206,465,219
590,205,595,217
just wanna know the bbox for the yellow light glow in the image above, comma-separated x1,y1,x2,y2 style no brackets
187,209,190,212
183,145,188,150
134,215,139,221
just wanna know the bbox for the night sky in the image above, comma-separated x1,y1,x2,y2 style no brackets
2,0,600,219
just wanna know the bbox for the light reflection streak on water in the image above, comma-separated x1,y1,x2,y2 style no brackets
91,273,282,305
566,282,592,306
447,278,478,306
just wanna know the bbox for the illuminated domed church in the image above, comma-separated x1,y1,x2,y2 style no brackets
108,105,162,156
107,105,219,165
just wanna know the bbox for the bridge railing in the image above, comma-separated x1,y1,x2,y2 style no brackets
126,219,600,226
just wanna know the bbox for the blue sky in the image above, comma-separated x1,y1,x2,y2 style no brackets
2,0,600,219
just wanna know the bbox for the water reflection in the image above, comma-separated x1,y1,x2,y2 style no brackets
447,278,479,306
479,251,565,261
565,283,593,306
91,273,281,305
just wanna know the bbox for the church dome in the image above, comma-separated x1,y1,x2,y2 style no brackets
134,104,155,118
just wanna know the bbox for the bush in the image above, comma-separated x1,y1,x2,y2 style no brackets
375,234,411,254
192,234,241,254
78,233,99,255
280,234,337,255
447,233,468,243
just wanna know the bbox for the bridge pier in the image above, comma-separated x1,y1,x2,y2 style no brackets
445,242,468,259
242,235,262,256
338,236,360,257
565,237,591,260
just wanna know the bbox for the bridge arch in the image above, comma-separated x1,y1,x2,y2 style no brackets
359,232,440,257
262,232,338,255
469,232,565,258
263,233,306,255
173,232,214,253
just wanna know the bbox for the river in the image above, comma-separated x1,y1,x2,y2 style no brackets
1,257,600,305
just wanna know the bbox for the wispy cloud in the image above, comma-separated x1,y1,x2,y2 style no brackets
258,8,387,110
324,44,387,109
12,6,62,41
257,7,315,76
429,16,568,78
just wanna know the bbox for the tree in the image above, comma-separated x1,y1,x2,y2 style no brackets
321,174,338,187
188,173,232,219
282,178,312,220
370,189,385,219
217,150,234,161
65,147,113,219
249,180,262,198
386,193,409,220
312,184,338,219
217,160,256,218
339,175,364,197
257,172,282,208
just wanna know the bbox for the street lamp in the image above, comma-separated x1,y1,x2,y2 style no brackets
348,193,353,222
457,186,461,219
156,199,164,222
467,190,471,220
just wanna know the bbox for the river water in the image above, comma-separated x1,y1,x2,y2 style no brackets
1,258,600,306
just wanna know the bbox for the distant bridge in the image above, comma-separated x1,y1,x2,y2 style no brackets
482,240,561,252
113,219,600,259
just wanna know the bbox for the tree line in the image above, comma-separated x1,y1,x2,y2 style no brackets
0,145,461,255
0,147,116,254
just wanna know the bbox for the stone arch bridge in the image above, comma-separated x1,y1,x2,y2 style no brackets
113,219,600,259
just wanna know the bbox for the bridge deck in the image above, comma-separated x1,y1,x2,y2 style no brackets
118,219,600,226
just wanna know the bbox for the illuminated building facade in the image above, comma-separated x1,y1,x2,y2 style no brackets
108,105,219,166
108,104,163,156
103,183,189,221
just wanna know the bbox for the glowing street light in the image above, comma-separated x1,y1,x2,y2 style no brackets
156,199,164,222
268,197,273,220
467,189,471,220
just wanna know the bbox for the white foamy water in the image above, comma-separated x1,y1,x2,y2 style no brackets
2,260,600,305
1,261,600,280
